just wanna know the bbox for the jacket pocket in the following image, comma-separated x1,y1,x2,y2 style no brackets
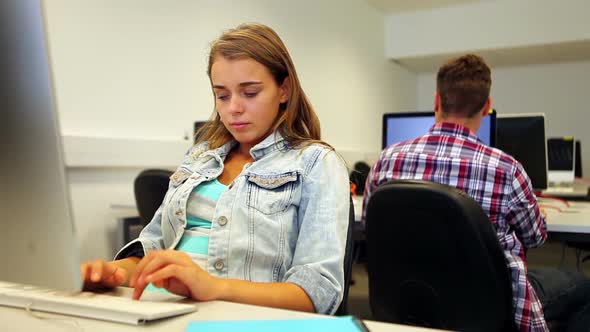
246,171,299,215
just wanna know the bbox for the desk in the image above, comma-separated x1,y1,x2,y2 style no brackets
544,201,590,242
354,196,590,241
352,196,363,223
1,288,441,332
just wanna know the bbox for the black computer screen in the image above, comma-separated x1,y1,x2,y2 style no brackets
548,138,574,171
496,115,548,190
382,110,496,149
575,140,583,177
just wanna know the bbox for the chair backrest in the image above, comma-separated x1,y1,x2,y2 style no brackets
134,169,173,226
575,140,583,178
335,195,355,316
365,179,515,331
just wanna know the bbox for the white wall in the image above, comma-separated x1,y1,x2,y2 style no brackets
385,0,590,59
43,0,416,260
417,60,590,174
66,168,144,262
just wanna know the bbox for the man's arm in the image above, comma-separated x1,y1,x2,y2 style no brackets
505,164,547,248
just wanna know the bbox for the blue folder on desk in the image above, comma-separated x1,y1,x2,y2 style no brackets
185,316,368,332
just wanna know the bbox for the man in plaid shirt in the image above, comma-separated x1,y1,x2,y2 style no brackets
362,54,590,331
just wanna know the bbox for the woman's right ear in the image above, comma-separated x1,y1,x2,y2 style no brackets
279,77,291,104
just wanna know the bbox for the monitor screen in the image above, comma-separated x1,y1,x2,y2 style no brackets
0,0,82,291
382,109,496,149
575,140,583,178
547,137,575,185
548,137,575,171
496,114,548,191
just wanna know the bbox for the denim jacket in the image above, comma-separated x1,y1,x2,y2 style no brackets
115,132,350,314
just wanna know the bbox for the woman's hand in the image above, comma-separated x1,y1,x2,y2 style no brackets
80,259,129,291
129,250,225,301
129,250,314,312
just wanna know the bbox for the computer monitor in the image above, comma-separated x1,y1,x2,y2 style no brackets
0,0,82,291
547,137,575,184
575,140,583,178
382,109,496,149
496,114,548,191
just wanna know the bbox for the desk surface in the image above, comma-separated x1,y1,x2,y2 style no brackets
541,200,590,234
352,195,363,222
1,288,441,332
354,196,590,235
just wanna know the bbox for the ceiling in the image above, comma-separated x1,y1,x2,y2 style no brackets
364,0,590,72
395,40,590,72
365,0,479,13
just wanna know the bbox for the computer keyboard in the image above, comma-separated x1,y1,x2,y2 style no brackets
0,281,197,325
543,179,590,198
545,186,575,193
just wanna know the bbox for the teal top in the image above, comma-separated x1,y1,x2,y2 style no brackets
146,179,226,293
175,179,227,255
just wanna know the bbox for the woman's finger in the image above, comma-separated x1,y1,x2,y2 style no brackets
144,265,195,298
89,259,105,282
130,250,190,287
145,263,216,301
144,264,181,286
132,277,148,300
129,251,164,287
132,265,181,300
129,253,152,287
131,253,178,298
80,263,91,281
102,266,127,288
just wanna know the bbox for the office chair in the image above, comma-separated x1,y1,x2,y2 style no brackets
134,169,173,226
575,140,582,178
335,195,355,316
349,161,370,266
365,179,516,331
565,140,590,269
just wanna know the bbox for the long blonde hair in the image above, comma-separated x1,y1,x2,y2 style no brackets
196,23,329,150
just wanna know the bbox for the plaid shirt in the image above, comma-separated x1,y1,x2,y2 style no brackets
362,122,548,331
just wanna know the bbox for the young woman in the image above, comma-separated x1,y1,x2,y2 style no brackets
81,23,350,315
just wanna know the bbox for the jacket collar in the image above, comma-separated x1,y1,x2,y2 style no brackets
249,131,288,160
209,131,288,161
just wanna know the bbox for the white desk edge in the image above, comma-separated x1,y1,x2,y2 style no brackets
1,288,444,332
353,196,590,235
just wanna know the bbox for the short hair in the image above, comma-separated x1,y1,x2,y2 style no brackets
436,54,491,117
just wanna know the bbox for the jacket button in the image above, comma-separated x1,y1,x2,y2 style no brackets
214,260,224,271
218,216,228,226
